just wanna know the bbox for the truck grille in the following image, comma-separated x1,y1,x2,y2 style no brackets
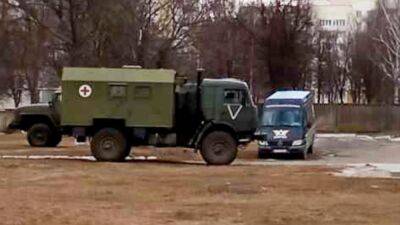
269,140,292,147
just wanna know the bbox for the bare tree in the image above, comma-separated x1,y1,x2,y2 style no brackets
374,0,400,104
0,1,25,107
258,0,314,90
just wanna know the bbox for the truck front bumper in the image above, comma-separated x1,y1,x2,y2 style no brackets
258,145,306,154
7,120,20,130
1,113,18,134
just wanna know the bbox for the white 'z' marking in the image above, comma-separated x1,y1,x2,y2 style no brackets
226,104,243,120
273,130,289,139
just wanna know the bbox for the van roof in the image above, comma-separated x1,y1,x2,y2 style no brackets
62,67,176,83
265,91,313,105
267,91,311,100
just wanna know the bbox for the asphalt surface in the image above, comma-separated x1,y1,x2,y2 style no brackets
242,134,400,166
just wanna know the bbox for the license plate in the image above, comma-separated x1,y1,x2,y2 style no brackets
273,149,288,153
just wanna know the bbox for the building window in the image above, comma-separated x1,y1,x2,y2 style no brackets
109,84,127,98
356,11,362,17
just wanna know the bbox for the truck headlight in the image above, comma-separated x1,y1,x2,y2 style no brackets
292,140,304,146
258,140,268,146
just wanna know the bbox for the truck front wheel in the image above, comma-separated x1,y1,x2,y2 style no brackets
200,131,237,165
91,128,127,162
27,123,52,147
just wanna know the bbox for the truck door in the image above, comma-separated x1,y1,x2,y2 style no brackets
222,89,257,133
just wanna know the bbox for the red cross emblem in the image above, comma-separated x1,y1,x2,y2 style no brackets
79,84,92,98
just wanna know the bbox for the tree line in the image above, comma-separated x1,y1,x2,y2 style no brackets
0,0,399,107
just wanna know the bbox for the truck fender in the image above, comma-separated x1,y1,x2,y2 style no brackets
18,114,57,130
191,121,237,152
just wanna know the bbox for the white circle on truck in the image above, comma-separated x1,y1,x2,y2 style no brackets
79,84,92,98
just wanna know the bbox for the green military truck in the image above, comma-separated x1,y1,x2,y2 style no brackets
10,67,258,165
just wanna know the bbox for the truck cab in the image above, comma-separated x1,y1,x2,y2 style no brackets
199,79,258,144
256,91,316,159
8,91,62,147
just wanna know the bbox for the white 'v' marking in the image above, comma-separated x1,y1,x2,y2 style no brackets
226,104,243,120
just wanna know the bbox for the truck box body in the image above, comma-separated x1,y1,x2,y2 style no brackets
61,67,176,128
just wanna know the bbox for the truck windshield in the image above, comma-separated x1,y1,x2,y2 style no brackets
262,107,303,127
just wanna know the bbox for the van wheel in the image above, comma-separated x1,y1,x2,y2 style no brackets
258,149,270,159
299,149,308,160
91,128,127,162
27,123,52,147
200,131,237,165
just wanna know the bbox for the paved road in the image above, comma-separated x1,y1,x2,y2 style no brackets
232,135,400,166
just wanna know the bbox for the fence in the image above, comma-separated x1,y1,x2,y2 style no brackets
315,104,400,133
0,110,15,133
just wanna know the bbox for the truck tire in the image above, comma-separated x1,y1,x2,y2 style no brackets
200,131,237,165
124,139,132,158
27,123,52,147
91,128,127,162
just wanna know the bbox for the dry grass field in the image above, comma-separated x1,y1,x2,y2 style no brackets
0,133,399,225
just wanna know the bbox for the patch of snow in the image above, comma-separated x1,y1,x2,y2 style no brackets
374,135,392,140
74,140,90,146
316,133,356,138
0,155,158,161
370,163,400,173
1,155,96,161
390,137,400,142
334,163,400,179
146,156,158,160
317,133,400,143
356,135,376,141
133,156,146,160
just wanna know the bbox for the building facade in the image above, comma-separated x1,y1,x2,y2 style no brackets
313,0,376,32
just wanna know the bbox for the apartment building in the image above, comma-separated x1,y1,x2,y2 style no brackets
313,0,376,32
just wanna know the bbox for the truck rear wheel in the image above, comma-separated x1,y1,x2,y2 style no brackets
27,123,52,147
91,128,127,162
200,131,237,165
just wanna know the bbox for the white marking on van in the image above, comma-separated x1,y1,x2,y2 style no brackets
273,130,289,139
